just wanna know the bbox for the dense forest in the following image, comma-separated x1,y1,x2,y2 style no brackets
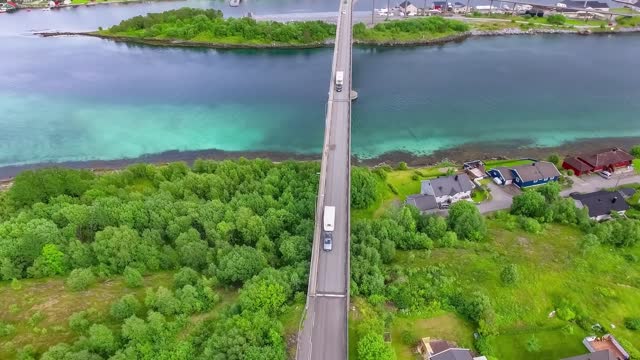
0,160,332,359
101,8,336,45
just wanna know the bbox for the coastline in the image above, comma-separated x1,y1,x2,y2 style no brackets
1,136,639,181
37,25,640,49
17,0,184,10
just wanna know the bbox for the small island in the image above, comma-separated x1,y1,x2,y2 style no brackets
70,8,472,48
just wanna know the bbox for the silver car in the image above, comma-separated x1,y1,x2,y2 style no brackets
323,232,333,251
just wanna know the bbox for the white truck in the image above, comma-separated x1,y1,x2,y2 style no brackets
323,205,335,251
335,71,344,92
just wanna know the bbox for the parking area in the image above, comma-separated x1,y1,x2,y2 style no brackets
560,171,640,197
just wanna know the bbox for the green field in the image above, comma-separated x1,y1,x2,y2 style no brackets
484,158,534,168
382,220,640,359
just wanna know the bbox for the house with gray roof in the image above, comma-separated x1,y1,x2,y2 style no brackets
488,161,560,189
571,189,633,221
421,173,474,207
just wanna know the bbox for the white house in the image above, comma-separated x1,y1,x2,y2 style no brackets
421,174,474,208
398,0,419,15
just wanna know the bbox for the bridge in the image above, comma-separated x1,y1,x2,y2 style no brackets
296,0,353,358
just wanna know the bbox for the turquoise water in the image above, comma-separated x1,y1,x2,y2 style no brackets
2,34,640,167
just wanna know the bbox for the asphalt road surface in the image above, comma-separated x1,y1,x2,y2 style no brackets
297,0,353,359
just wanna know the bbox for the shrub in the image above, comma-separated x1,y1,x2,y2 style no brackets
525,335,541,352
397,161,408,170
68,311,92,333
448,201,487,241
110,294,141,320
631,145,640,158
566,169,575,176
556,307,576,321
123,266,143,288
624,317,640,330
0,322,16,337
547,153,560,165
547,14,566,25
500,264,519,285
66,268,96,291
387,183,399,195
518,216,543,234
173,267,200,289
411,174,419,181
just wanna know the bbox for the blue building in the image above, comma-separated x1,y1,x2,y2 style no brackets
488,161,560,189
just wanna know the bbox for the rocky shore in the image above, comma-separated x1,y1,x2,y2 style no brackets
2,136,639,181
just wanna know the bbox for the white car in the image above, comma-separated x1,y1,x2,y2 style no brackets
342,10,346,14
599,171,612,179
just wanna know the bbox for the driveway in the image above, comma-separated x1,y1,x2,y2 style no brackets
560,171,640,197
477,183,517,214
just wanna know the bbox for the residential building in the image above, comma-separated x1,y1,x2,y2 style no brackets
463,160,486,179
486,166,515,185
421,173,474,206
452,2,468,13
433,1,450,11
562,335,630,360
406,193,438,211
556,0,610,10
417,338,487,360
512,161,561,188
399,0,419,15
562,349,616,360
487,161,560,188
562,148,634,176
571,190,633,221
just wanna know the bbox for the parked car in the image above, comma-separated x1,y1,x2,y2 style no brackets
599,171,612,179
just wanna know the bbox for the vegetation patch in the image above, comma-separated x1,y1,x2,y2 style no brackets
353,17,469,44
100,8,336,46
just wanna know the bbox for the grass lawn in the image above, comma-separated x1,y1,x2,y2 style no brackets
280,298,306,359
633,159,640,174
484,159,534,169
391,313,475,360
0,272,174,357
352,165,456,219
471,188,489,203
355,29,461,43
389,220,640,358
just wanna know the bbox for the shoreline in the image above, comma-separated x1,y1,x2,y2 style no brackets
37,25,640,49
17,0,184,10
1,136,639,181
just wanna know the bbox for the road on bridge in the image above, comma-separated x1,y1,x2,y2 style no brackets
296,0,353,359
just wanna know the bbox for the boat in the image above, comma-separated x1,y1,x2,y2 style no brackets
229,0,240,7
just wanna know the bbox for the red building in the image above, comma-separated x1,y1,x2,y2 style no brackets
562,148,634,176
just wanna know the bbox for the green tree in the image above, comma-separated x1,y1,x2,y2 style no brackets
68,310,92,333
92,226,157,274
175,229,209,270
239,277,288,316
357,332,395,360
88,324,118,356
66,268,96,291
279,235,310,265
123,266,144,288
631,145,640,158
547,153,560,165
173,267,200,289
9,168,94,208
145,286,180,316
351,167,379,209
216,246,267,285
500,264,519,285
28,244,67,278
110,294,141,320
447,201,486,241
511,190,547,219
547,14,567,25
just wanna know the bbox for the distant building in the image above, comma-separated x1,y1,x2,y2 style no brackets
463,160,486,179
421,173,474,207
562,335,630,360
405,173,474,211
399,0,419,15
487,161,560,188
562,148,634,176
417,338,487,360
452,2,468,13
571,189,634,221
556,0,610,11
432,1,449,10
612,0,640,10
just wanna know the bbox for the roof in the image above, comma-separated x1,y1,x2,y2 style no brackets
580,148,634,168
422,174,474,198
562,350,615,360
431,348,474,360
559,0,609,8
563,156,593,172
619,187,637,198
399,0,413,7
433,1,447,5
429,340,455,355
463,160,484,170
406,194,438,211
512,161,561,183
571,190,629,217
492,166,514,181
